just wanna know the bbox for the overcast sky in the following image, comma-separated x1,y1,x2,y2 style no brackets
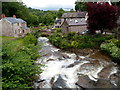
22,0,76,11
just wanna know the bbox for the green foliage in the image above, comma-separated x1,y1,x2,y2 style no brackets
57,8,65,18
41,13,54,26
2,2,39,26
23,34,37,45
49,32,114,49
75,1,86,11
2,35,42,88
101,39,120,61
54,28,62,33
66,32,76,40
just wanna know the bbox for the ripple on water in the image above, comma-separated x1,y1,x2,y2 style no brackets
34,37,119,88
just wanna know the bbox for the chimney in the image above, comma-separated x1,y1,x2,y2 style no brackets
13,15,16,18
1,14,6,19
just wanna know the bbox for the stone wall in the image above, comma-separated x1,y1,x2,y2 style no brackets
69,25,87,33
0,19,13,36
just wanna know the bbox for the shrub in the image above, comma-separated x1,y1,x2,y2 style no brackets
23,34,37,45
60,40,70,49
101,39,120,61
55,28,62,33
49,31,114,49
71,41,79,48
66,32,76,40
2,35,42,88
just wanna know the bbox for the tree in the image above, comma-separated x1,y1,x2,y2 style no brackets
2,2,39,26
57,8,65,18
112,1,120,7
86,2,120,34
70,9,74,12
75,1,86,11
41,13,54,25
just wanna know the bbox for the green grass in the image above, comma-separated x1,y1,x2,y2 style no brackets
2,34,42,88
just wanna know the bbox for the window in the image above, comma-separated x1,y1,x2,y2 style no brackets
23,30,24,33
75,20,78,23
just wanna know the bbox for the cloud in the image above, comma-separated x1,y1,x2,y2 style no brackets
22,0,76,10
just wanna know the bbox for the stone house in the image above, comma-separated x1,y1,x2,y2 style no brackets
54,18,61,28
61,12,88,34
0,14,30,37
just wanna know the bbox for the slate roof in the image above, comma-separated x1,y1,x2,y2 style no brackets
5,17,26,23
62,12,87,18
67,18,87,26
21,26,28,30
54,19,61,24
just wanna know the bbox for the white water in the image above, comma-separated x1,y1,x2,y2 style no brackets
34,37,119,88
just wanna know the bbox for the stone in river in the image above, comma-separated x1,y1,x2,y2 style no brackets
76,75,96,88
96,79,116,88
98,64,114,79
53,75,70,89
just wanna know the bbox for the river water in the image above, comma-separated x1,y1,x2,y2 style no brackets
33,37,120,89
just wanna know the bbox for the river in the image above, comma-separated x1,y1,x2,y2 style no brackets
33,37,120,89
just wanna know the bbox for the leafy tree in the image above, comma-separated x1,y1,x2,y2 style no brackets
2,2,39,26
57,8,65,18
75,1,86,11
86,2,120,34
70,9,74,12
41,13,54,25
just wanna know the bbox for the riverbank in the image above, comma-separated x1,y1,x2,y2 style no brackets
49,31,120,63
2,34,42,88
34,37,120,89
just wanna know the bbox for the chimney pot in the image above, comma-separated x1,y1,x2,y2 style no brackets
1,14,6,19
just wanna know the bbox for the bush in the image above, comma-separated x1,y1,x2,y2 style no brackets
2,35,42,88
49,32,114,49
30,27,41,38
66,32,76,40
55,28,62,33
23,34,37,45
71,41,79,48
101,39,120,61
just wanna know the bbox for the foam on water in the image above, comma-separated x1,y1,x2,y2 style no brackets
35,37,119,88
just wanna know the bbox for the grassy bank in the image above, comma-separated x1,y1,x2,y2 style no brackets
49,30,120,62
1,34,42,88
49,32,113,49
101,39,120,63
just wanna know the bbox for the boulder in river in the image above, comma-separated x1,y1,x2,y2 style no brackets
98,64,115,79
53,75,70,88
96,79,116,88
110,72,120,88
79,60,101,74
76,75,117,88
76,75,96,88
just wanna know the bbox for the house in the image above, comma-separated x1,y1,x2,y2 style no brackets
0,14,30,37
61,12,88,34
53,18,61,28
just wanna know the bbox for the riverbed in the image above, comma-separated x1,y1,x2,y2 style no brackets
33,37,120,89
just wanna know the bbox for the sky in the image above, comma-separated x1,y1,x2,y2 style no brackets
22,0,76,11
